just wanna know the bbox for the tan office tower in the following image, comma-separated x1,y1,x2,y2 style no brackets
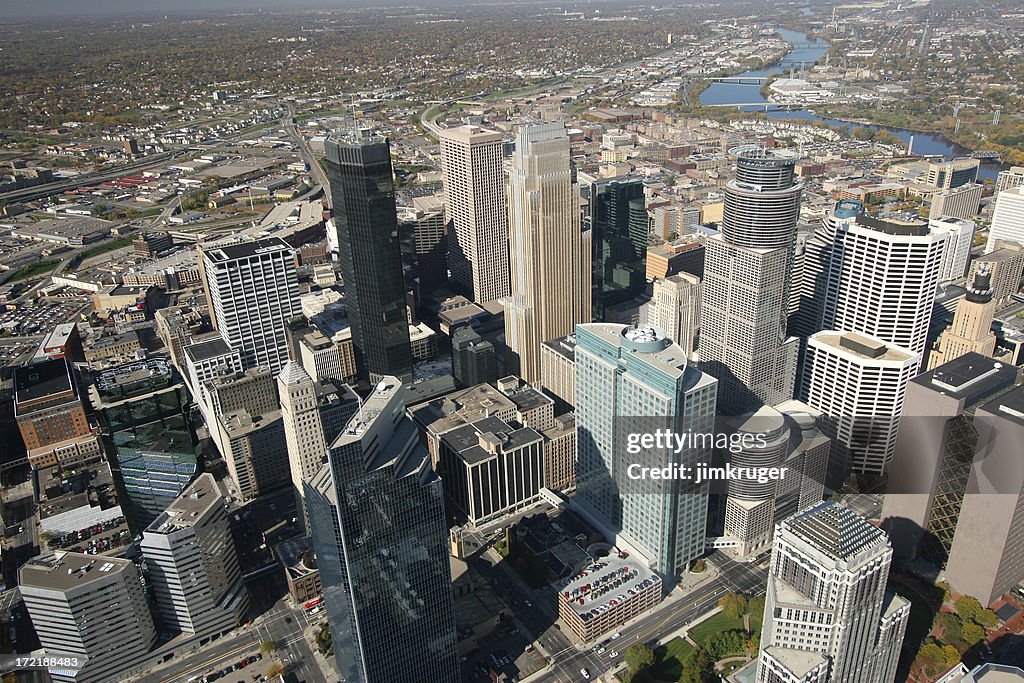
928,264,998,369
945,384,1024,605
650,273,701,355
278,361,327,531
505,122,591,383
439,126,510,303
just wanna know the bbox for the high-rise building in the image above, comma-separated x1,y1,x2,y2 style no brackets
140,473,249,637
199,237,300,375
755,501,909,683
505,121,591,384
590,177,648,320
929,183,982,221
540,333,577,413
575,323,717,581
927,157,980,189
929,216,975,282
881,353,1021,567
944,383,1024,604
438,125,509,303
451,325,498,388
305,378,460,683
700,147,802,415
986,185,1024,252
650,273,701,355
278,361,328,530
799,207,946,359
296,326,345,383
972,242,1024,306
20,552,158,683
996,166,1024,195
89,359,198,538
13,358,100,470
399,195,449,297
928,264,998,368
325,129,413,382
804,331,919,477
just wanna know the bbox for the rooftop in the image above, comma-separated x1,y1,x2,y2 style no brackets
811,331,917,364
408,382,518,436
13,357,76,406
983,385,1024,428
542,334,577,362
558,551,660,618
781,501,887,566
145,473,221,535
91,357,179,404
440,416,543,465
20,551,132,592
184,336,233,363
203,236,292,263
917,353,1020,404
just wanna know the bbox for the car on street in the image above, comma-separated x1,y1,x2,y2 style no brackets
581,668,591,679
610,632,621,640
609,651,619,659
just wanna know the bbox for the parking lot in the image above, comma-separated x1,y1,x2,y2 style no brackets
200,651,268,683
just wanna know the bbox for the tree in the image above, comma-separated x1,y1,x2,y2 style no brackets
748,595,766,624
624,642,655,674
961,621,986,647
259,639,277,654
955,596,986,623
935,612,962,644
974,608,999,629
719,593,748,621
266,662,285,678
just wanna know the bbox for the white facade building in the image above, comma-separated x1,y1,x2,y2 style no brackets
930,215,975,282
986,185,1024,252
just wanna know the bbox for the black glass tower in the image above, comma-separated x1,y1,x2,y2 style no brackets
590,178,648,320
305,378,460,683
325,130,413,383
89,359,199,539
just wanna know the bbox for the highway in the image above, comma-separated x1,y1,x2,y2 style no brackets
0,151,177,204
283,106,331,209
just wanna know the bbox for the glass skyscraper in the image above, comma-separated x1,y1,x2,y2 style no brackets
89,359,199,539
325,129,413,383
590,178,648,321
305,378,459,683
574,323,718,583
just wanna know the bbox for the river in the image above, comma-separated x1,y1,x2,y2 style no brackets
698,27,1003,180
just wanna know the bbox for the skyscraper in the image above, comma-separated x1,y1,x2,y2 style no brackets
881,353,1021,567
20,552,158,683
929,215,975,282
590,177,648,320
439,125,510,303
278,361,328,530
929,183,982,221
756,501,909,683
325,129,413,382
505,121,591,384
399,195,449,297
650,273,701,355
700,146,802,415
985,185,1024,252
797,205,947,359
305,378,459,683
575,323,717,581
804,331,919,477
927,157,980,189
928,264,998,368
199,237,301,375
89,358,198,539
944,383,1024,604
140,473,249,637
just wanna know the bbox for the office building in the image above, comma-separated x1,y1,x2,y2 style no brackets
929,183,982,221
540,333,577,413
451,325,498,388
505,122,591,384
650,273,701,355
575,323,717,581
590,178,648,320
182,336,241,408
986,186,1024,252
927,157,980,189
200,237,300,375
700,147,802,415
20,552,158,683
543,412,577,491
800,208,946,358
295,326,345,383
14,358,100,470
881,353,1021,567
996,166,1024,195
755,501,909,683
140,473,249,638
305,378,460,683
399,194,449,297
438,415,544,524
972,243,1024,306
804,331,919,477
215,400,288,501
204,365,277,420
930,216,975,282
325,129,413,382
928,265,998,369
278,361,328,530
944,384,1024,605
963,664,1024,681
439,125,509,303
89,359,198,539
